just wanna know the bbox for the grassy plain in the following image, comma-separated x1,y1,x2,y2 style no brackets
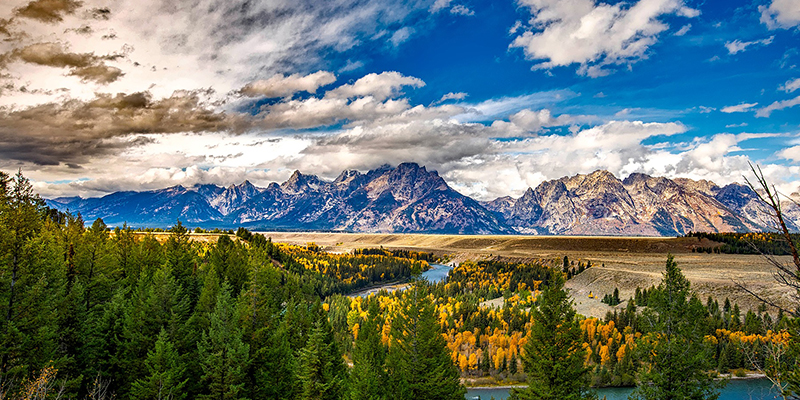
260,232,795,318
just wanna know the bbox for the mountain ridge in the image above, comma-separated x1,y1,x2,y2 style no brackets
46,164,800,235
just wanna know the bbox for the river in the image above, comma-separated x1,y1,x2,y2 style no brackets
466,378,781,399
349,263,453,297
421,263,454,284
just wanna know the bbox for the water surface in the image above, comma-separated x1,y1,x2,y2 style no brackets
466,378,781,400
421,263,453,284
349,263,453,297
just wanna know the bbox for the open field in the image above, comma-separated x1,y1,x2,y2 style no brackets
261,232,796,318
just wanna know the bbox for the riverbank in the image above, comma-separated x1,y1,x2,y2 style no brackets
463,371,767,390
465,377,780,400
348,263,454,297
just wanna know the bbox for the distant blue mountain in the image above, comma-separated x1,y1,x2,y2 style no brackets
47,164,798,235
47,163,512,234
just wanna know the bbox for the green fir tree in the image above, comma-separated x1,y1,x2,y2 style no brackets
197,282,250,400
130,328,188,400
629,255,723,400
296,316,348,400
385,281,465,400
511,273,594,400
350,300,387,400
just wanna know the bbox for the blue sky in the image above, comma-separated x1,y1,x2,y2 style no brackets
0,0,798,200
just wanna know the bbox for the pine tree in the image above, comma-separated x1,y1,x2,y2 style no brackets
511,273,594,400
385,281,465,400
350,300,387,400
240,260,297,400
296,316,348,400
197,282,250,400
508,354,518,375
114,223,138,282
132,233,165,280
130,329,188,400
208,235,248,297
164,220,198,300
629,255,723,400
80,218,114,313
250,320,297,400
0,171,60,379
119,264,189,397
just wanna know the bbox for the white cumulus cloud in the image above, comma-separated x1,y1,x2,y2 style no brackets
778,145,800,162
779,78,800,93
510,0,699,77
327,71,425,101
239,71,337,98
760,0,800,29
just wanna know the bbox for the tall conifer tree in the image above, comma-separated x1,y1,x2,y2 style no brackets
297,316,348,400
385,281,465,400
197,282,250,400
629,255,723,400
511,273,594,400
131,328,188,400
350,300,387,400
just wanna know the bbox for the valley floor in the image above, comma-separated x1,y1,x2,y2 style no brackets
260,232,795,316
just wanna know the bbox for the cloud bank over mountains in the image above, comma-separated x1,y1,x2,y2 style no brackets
0,0,797,202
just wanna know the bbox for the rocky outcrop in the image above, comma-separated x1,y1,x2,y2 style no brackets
484,170,798,236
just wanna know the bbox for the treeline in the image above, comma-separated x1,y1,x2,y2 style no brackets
686,231,800,255
596,289,792,386
0,172,462,399
352,247,441,263
443,259,562,300
277,243,431,295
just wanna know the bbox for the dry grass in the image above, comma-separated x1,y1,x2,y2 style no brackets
131,232,237,244
261,232,795,317
144,231,792,318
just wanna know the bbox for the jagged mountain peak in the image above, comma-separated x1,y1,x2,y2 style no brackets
622,172,652,186
334,169,362,182
161,184,187,194
674,178,720,195
586,169,617,180
282,170,325,194
561,170,627,195
44,164,799,235
230,180,255,189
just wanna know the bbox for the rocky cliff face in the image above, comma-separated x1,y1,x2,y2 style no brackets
49,163,511,234
484,170,797,236
47,165,799,235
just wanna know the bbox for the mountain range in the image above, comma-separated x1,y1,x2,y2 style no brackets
46,163,800,236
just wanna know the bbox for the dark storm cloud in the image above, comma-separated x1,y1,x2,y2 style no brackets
10,42,125,84
69,64,123,83
89,7,110,20
0,91,246,165
14,0,83,23
0,18,12,37
16,42,95,67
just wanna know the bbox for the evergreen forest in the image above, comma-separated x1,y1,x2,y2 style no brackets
1,171,799,400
